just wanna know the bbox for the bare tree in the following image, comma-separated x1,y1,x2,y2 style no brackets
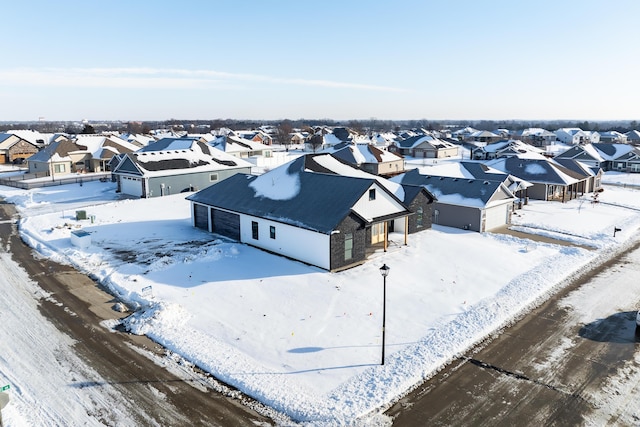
308,134,323,153
275,120,293,149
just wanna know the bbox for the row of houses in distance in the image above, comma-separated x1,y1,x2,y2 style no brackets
1,123,628,271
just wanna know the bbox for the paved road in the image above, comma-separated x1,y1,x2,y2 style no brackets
387,239,640,426
0,200,275,426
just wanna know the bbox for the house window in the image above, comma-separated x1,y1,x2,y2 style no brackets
416,206,424,228
369,189,376,200
344,233,353,260
270,225,276,239
210,173,219,182
54,164,65,173
251,221,259,240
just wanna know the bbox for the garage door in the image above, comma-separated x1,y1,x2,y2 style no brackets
484,204,509,231
121,176,143,197
193,204,209,230
212,209,240,241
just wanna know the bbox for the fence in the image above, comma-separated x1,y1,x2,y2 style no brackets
0,171,112,190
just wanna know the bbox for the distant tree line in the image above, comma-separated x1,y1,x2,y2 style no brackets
2,118,640,135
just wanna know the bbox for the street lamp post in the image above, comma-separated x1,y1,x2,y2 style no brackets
380,263,390,365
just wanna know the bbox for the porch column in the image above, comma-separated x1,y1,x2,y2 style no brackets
404,216,408,245
384,221,388,252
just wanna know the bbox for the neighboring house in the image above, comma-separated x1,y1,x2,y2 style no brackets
391,168,517,232
186,155,414,271
112,137,252,198
487,157,591,202
370,132,398,148
625,130,640,145
0,133,40,164
236,130,273,146
290,132,309,146
71,134,139,172
512,128,557,147
469,130,501,144
330,143,405,176
553,158,602,193
472,139,545,160
554,128,596,145
455,161,534,202
451,127,479,141
211,134,272,158
389,135,460,158
598,131,628,144
554,142,640,172
27,139,81,177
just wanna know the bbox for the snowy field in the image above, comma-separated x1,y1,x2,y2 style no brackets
2,169,640,425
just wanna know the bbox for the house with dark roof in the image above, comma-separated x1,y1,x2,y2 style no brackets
391,169,517,232
27,135,137,176
186,155,415,271
112,137,252,198
295,153,436,236
487,157,591,202
27,139,84,177
554,142,640,173
625,130,640,145
389,135,459,158
0,133,40,164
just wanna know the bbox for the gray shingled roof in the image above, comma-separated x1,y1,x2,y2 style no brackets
187,162,403,234
394,169,509,206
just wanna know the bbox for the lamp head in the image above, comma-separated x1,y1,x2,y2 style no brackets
380,264,390,277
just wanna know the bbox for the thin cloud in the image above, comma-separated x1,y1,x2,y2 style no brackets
0,67,406,92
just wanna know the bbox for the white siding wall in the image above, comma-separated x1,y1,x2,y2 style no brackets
352,183,406,221
239,215,330,270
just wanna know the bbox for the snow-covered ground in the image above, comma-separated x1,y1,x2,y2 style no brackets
2,168,640,425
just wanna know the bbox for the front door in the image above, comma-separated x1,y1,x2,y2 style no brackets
371,222,385,244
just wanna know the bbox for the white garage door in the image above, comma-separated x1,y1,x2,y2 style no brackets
484,204,509,231
121,176,143,197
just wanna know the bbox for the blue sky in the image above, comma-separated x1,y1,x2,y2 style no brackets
2,1,639,122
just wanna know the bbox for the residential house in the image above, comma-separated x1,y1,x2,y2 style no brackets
27,139,82,177
554,142,640,173
112,137,252,198
186,155,414,271
451,127,479,141
487,157,591,202
0,133,40,164
598,131,628,144
72,134,139,173
512,128,557,147
472,139,545,160
553,158,602,193
625,130,640,145
211,134,272,159
389,134,460,158
469,130,502,144
554,128,597,145
236,130,273,146
391,169,517,232
330,143,405,177
289,132,309,147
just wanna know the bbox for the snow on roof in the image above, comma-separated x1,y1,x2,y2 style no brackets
129,141,251,178
248,161,301,201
